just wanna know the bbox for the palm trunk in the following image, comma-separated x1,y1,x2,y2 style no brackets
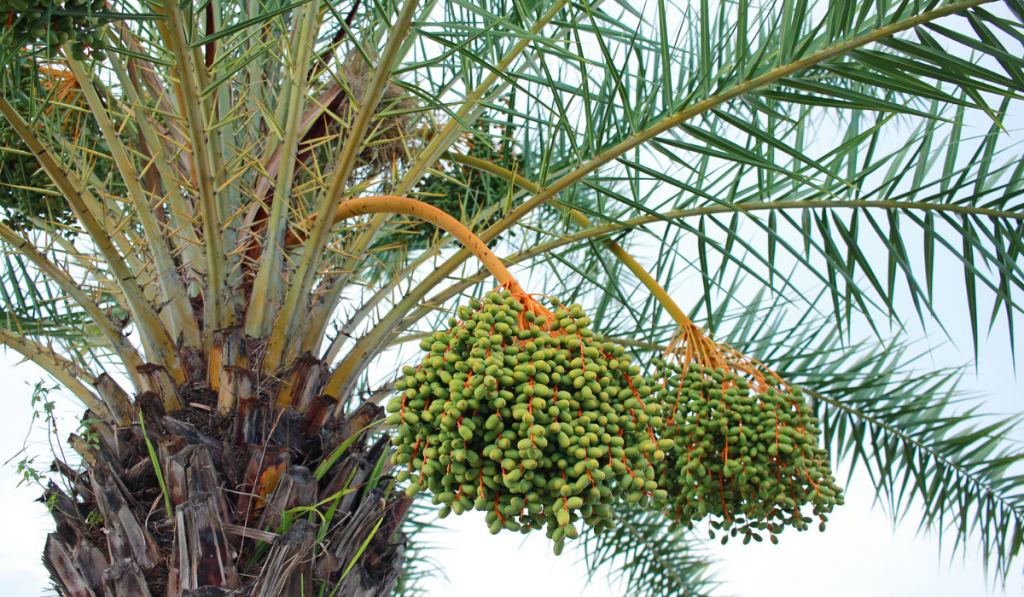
40,351,409,597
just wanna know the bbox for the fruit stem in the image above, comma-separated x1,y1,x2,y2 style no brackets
289,195,524,294
446,152,694,328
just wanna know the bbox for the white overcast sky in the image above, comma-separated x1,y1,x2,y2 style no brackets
3,2,1024,597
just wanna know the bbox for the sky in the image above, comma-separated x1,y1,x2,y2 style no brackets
2,3,1024,597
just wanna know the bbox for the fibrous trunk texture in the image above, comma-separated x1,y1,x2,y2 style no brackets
41,345,409,597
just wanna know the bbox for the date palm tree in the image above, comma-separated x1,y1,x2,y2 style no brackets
1,0,1024,594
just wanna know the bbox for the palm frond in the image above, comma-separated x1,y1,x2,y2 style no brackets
574,503,718,597
0,0,1022,593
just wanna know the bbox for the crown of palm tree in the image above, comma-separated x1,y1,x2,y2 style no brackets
1,0,1023,594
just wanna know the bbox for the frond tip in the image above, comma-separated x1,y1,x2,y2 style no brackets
810,372,1024,581
574,504,718,597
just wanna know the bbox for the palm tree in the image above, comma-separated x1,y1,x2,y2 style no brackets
1,0,1023,594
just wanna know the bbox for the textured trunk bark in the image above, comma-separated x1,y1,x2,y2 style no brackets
41,350,406,597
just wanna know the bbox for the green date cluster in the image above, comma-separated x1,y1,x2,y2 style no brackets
1,0,112,60
387,290,673,555
652,360,844,545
